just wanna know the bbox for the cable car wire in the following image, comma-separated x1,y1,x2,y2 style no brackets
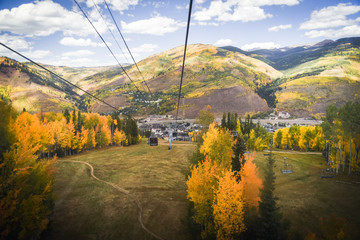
0,42,119,112
175,0,193,120
102,0,152,96
89,0,132,68
73,0,142,92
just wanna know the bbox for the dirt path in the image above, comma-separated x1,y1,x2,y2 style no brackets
264,150,322,155
58,160,165,240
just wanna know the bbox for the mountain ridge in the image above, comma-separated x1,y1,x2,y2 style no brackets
1,37,360,118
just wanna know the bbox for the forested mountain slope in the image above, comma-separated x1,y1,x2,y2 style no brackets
87,44,281,117
0,57,78,112
1,37,359,118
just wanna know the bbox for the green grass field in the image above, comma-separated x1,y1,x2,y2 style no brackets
43,139,195,240
253,150,360,239
43,141,360,239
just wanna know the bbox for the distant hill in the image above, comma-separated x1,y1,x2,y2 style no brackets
87,44,282,117
1,37,360,118
222,37,360,70
0,57,80,112
222,37,360,117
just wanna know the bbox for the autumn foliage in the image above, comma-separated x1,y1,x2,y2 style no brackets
187,122,262,239
0,102,54,239
0,101,139,239
273,125,325,152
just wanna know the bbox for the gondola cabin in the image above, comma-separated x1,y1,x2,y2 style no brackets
149,136,158,146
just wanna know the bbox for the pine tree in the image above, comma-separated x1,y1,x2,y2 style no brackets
77,110,83,133
227,112,231,130
231,136,246,176
0,101,16,157
63,109,70,124
72,109,77,134
221,113,227,129
258,151,287,240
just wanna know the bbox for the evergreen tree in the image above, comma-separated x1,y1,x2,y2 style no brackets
258,151,288,240
77,110,83,133
221,113,227,129
72,109,77,134
234,113,238,130
244,114,253,139
63,109,70,124
231,135,246,178
0,101,16,158
227,112,231,130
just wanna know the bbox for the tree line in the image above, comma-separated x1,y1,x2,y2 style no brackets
272,125,325,152
221,112,271,151
0,101,140,239
188,107,288,239
321,102,360,175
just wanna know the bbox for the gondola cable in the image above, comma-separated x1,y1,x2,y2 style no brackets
73,0,142,93
0,42,119,112
89,0,132,69
175,0,193,120
102,0,152,96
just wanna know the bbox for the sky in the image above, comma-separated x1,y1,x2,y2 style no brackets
0,0,359,67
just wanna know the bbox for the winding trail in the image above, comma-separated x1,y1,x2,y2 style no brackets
58,160,165,240
264,150,322,155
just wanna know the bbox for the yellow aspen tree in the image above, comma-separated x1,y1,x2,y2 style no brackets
113,129,126,145
200,123,233,169
298,126,307,151
79,127,89,151
187,158,218,238
1,106,55,239
213,170,246,240
246,129,256,150
86,128,96,149
13,112,42,151
241,153,262,208
280,128,290,149
273,129,282,149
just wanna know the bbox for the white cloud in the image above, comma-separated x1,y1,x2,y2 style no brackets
115,52,139,62
121,15,186,35
268,24,292,32
0,0,106,37
300,3,360,30
24,50,52,59
304,25,360,39
194,0,299,22
215,39,236,46
0,34,31,50
241,42,280,51
85,0,139,12
198,21,219,26
62,50,95,57
107,0,139,12
132,44,159,53
195,0,207,4
299,3,360,39
60,37,105,47
0,34,51,60
48,57,103,67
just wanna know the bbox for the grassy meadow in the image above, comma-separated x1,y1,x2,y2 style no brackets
43,140,360,239
253,151,360,239
43,139,195,240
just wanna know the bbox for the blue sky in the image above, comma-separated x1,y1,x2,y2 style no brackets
0,0,359,67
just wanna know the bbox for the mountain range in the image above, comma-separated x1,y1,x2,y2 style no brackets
1,37,359,118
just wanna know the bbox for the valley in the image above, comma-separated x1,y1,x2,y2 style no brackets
1,37,359,118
